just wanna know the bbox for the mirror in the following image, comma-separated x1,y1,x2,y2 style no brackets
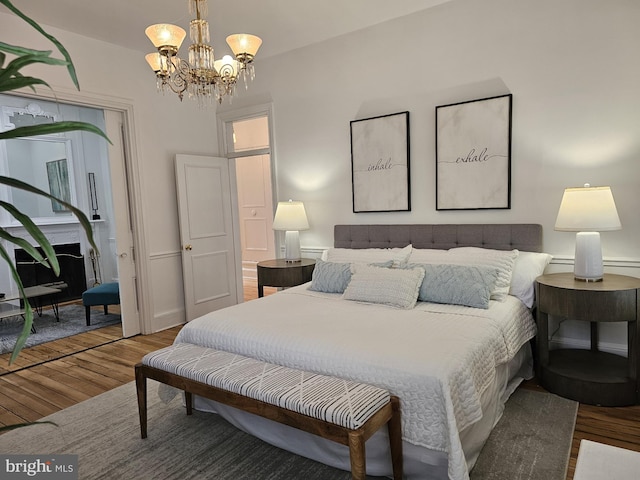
5,137,75,220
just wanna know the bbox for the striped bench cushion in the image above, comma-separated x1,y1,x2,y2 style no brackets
142,343,390,430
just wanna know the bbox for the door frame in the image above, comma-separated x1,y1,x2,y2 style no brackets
10,86,150,335
217,103,278,258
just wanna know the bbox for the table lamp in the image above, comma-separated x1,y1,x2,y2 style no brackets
272,200,309,262
554,184,621,282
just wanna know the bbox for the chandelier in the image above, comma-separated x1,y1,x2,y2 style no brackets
144,0,262,105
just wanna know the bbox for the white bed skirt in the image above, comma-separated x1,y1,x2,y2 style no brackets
189,342,533,480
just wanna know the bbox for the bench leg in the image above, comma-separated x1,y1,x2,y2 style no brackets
185,391,193,415
135,364,148,439
388,396,403,480
103,305,108,315
348,430,366,480
85,306,91,326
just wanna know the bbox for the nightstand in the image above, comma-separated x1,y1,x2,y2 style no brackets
256,259,316,298
535,272,640,406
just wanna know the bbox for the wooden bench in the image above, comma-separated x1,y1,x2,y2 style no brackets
135,343,403,480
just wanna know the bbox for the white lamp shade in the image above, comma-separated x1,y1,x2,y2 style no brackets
272,201,309,231
145,52,163,72
226,34,262,57
145,24,186,50
555,185,621,232
145,52,170,73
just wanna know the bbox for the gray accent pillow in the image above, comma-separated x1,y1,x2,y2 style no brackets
309,259,352,293
415,263,499,309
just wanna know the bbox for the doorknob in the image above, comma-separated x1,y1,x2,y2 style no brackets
119,252,128,258
184,244,193,251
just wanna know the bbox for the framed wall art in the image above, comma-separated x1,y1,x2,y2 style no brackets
436,94,512,210
350,111,410,213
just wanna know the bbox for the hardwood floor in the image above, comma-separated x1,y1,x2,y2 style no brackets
520,377,640,479
1,280,639,480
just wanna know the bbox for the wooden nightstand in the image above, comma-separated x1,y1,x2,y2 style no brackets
535,272,640,406
256,259,316,298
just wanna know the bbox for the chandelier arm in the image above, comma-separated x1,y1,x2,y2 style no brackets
158,58,190,100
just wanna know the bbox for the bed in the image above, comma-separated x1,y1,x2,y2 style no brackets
172,224,548,480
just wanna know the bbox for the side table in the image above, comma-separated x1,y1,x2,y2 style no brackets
256,259,316,298
535,272,640,406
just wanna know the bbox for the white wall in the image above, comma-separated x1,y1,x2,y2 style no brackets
2,0,639,349
222,0,639,259
218,0,640,351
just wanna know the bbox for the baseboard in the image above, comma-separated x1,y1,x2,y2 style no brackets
242,261,257,280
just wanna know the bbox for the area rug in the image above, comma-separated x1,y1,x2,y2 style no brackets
470,388,578,480
0,382,576,479
0,304,121,354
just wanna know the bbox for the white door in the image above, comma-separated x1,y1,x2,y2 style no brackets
236,154,275,264
104,110,139,336
175,154,239,321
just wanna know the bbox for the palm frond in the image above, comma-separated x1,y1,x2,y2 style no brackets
0,0,80,88
0,421,57,433
0,0,109,368
0,176,98,253
0,121,111,143
0,243,34,364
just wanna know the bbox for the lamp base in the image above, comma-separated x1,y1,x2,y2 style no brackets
284,230,301,263
574,231,603,282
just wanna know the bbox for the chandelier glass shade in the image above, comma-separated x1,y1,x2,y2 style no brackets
145,0,262,104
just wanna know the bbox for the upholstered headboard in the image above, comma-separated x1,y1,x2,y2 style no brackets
334,224,543,252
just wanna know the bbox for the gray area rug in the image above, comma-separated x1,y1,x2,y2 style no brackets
0,304,121,354
0,382,577,479
470,388,578,480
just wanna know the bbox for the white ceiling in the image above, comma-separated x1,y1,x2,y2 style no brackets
2,0,452,59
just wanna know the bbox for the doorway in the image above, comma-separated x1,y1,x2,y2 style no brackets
219,107,276,280
0,93,142,359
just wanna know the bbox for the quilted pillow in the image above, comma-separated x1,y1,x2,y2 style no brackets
427,247,519,302
415,263,499,309
325,244,412,267
343,264,424,309
309,259,352,293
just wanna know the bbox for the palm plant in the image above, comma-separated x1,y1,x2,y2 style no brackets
0,0,109,364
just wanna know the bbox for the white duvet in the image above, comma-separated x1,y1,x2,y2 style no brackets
175,284,536,480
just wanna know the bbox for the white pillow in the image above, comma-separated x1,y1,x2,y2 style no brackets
343,264,424,309
437,247,519,302
326,244,412,267
407,248,449,264
509,251,553,308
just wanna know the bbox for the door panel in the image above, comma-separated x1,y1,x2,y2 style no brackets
191,251,230,302
175,154,238,321
236,154,275,263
